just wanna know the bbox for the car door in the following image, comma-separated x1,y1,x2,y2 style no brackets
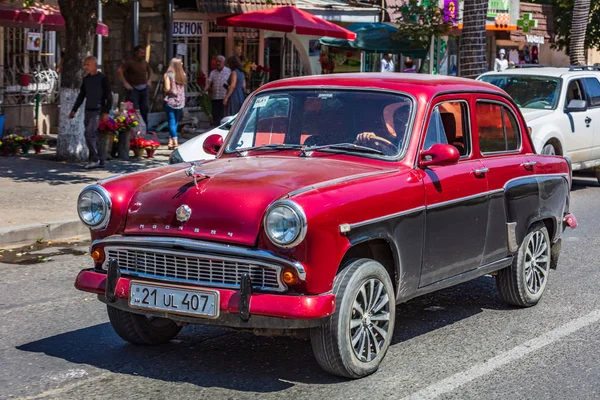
581,76,600,161
418,96,490,287
562,78,593,162
474,96,534,265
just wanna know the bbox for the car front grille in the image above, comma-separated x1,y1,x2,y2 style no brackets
104,246,285,292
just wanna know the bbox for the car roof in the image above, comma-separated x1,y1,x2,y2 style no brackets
479,67,600,79
257,73,507,99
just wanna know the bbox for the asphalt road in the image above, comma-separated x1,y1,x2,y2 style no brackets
1,174,599,400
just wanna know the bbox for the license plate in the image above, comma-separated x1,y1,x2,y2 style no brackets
129,281,219,319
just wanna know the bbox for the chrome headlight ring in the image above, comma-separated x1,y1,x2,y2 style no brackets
77,184,112,231
264,200,307,249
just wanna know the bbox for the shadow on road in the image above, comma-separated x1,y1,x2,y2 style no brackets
17,276,509,391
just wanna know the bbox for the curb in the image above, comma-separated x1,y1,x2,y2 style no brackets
0,219,90,249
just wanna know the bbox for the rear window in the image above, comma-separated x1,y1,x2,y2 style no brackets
476,102,520,153
583,77,600,107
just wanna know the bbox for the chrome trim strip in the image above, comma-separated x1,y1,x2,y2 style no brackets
427,191,489,210
92,235,306,280
77,184,112,231
288,169,398,198
339,206,425,234
489,188,505,195
507,222,518,252
104,245,285,292
263,200,308,249
503,173,569,189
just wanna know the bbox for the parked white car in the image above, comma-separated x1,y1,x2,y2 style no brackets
168,115,237,164
478,66,600,182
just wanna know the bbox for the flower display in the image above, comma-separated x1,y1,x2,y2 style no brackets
129,137,147,150
114,110,139,133
144,140,160,150
29,135,47,146
98,118,119,134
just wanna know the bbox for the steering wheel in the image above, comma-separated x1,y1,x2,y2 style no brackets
303,135,323,147
356,134,397,155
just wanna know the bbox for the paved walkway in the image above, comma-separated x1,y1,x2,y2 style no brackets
0,127,203,247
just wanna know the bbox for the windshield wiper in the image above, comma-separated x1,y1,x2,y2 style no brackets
235,143,305,156
306,143,384,155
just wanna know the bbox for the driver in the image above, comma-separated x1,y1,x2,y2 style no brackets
355,101,411,155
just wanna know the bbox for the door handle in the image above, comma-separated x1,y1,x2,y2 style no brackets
585,116,592,125
473,167,489,177
521,161,537,169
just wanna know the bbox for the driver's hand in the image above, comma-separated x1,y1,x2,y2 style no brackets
356,132,376,145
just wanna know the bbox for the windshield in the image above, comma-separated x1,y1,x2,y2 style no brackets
225,90,413,157
479,75,561,110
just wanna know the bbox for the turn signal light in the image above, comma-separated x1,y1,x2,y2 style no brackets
91,249,105,263
282,268,299,285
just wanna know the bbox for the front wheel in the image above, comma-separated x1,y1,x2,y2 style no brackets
496,222,551,307
310,259,396,379
541,143,556,155
107,305,182,345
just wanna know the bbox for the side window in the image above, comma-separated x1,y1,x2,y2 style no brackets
566,80,585,104
477,102,521,153
583,77,600,107
423,101,470,156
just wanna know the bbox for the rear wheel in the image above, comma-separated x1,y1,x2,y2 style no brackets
107,305,182,345
496,222,551,307
310,259,396,379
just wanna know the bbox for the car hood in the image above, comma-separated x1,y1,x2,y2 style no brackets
520,108,555,123
124,156,391,245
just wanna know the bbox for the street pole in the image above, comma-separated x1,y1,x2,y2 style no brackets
167,0,174,62
133,0,139,47
97,0,103,69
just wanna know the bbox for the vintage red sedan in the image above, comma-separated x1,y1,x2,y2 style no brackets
75,73,576,379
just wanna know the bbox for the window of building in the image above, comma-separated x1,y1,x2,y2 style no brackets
476,102,521,153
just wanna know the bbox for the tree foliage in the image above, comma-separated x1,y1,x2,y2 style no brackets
531,0,600,53
392,0,451,51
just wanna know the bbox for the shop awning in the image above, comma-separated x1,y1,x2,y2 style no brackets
199,0,295,13
0,2,108,36
319,23,427,59
216,6,356,40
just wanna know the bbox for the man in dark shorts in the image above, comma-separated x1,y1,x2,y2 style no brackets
117,45,153,127
69,56,112,169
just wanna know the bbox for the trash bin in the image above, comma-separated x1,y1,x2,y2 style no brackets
0,115,5,136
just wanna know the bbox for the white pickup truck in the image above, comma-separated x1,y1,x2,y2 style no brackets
479,66,600,183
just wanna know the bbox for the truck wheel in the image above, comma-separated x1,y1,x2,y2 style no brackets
496,222,551,307
107,305,182,345
311,259,396,379
541,143,556,155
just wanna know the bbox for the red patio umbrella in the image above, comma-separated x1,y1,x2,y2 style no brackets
216,6,356,40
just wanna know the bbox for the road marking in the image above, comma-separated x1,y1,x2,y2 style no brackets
402,309,600,400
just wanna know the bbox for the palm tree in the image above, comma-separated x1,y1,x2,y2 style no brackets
459,0,489,79
569,0,591,65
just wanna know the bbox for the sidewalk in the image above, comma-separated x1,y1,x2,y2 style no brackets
0,131,194,248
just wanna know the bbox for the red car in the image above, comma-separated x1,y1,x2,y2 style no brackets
75,74,576,379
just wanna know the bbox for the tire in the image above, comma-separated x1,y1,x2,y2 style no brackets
310,259,396,379
496,222,551,307
107,305,182,345
594,168,600,186
541,143,556,156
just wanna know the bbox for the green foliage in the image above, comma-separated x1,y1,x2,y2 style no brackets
392,0,451,50
531,0,600,52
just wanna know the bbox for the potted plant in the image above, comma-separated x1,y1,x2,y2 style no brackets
98,118,119,159
4,134,23,156
129,136,146,158
115,108,139,160
30,135,47,154
20,136,31,154
144,139,160,158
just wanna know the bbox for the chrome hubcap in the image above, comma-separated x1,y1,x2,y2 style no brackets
350,278,391,362
524,231,549,295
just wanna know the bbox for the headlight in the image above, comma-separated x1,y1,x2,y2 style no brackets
169,148,184,164
77,185,112,230
264,200,307,248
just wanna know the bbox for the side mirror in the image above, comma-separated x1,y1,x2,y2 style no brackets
203,134,223,155
566,99,587,113
420,143,460,168
220,115,235,125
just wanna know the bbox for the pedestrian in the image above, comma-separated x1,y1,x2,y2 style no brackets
203,55,231,126
403,58,417,73
223,56,246,117
163,57,186,150
495,48,508,72
380,53,394,73
69,56,112,169
117,45,153,128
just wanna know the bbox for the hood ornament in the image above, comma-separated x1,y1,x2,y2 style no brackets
176,204,192,223
185,162,209,188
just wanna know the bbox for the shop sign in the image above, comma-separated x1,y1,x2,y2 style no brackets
173,21,203,37
27,32,42,51
443,0,459,25
517,13,538,33
526,35,544,44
